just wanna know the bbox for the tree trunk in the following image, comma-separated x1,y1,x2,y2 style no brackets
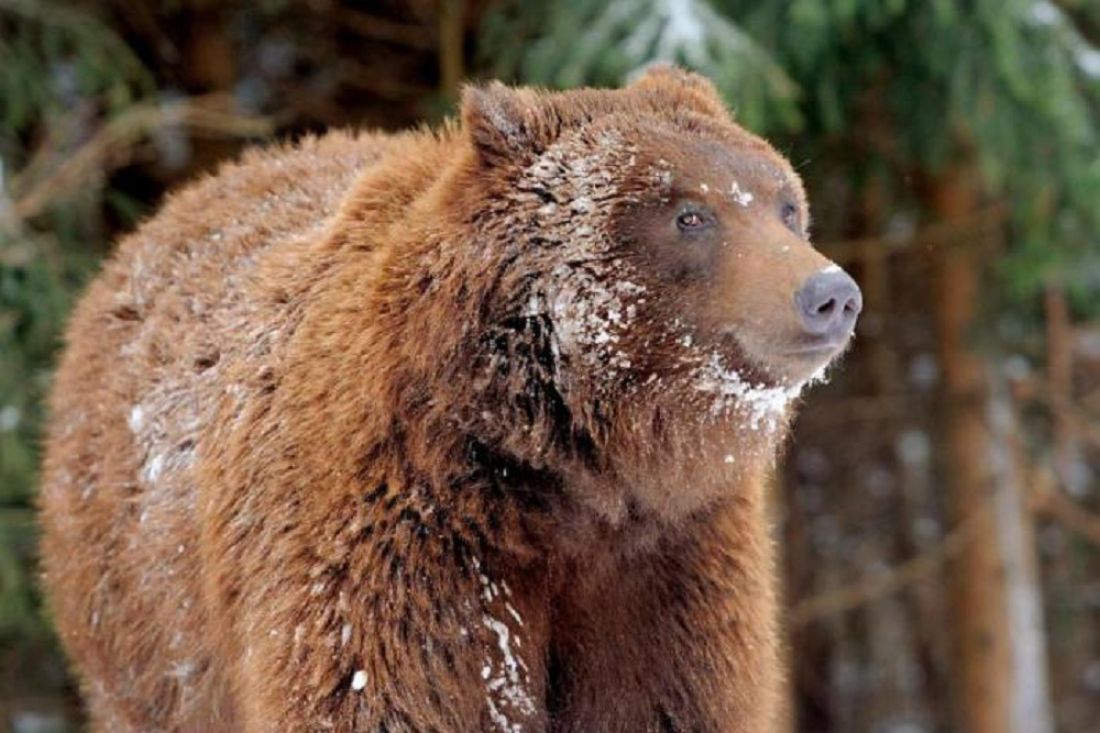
931,168,1054,733
438,0,465,100
988,374,1055,733
930,169,1012,733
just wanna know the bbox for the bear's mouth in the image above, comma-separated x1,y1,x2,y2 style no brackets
716,328,844,387
783,339,848,356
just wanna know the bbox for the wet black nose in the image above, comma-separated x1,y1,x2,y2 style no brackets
795,268,863,340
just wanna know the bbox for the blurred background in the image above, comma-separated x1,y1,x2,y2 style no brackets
0,1,1097,731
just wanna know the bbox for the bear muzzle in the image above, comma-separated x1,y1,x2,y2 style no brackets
792,265,863,350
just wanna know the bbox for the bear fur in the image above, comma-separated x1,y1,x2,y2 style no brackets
39,67,851,732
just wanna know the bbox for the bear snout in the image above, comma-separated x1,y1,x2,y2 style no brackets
793,265,863,346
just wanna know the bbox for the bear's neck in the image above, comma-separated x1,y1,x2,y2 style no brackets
449,425,777,560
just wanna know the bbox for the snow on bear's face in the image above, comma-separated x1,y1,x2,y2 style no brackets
459,70,860,517
465,73,859,423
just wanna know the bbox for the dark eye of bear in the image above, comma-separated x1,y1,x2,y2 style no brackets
676,208,710,233
781,201,799,232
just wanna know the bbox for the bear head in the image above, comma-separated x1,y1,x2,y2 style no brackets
390,67,861,526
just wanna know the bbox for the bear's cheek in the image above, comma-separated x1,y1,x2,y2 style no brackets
544,269,648,378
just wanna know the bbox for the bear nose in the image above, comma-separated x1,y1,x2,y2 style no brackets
794,268,862,341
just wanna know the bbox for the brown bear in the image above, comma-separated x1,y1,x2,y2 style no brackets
39,66,861,732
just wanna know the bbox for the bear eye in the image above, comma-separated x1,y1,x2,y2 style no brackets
676,208,710,232
781,201,799,232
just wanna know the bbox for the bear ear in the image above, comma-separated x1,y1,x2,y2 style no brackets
461,82,541,166
629,63,730,120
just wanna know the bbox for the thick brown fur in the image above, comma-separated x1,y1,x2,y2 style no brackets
40,67,852,732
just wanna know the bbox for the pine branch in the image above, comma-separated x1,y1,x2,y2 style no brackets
3,95,270,229
788,506,987,627
332,7,436,50
1031,481,1100,545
